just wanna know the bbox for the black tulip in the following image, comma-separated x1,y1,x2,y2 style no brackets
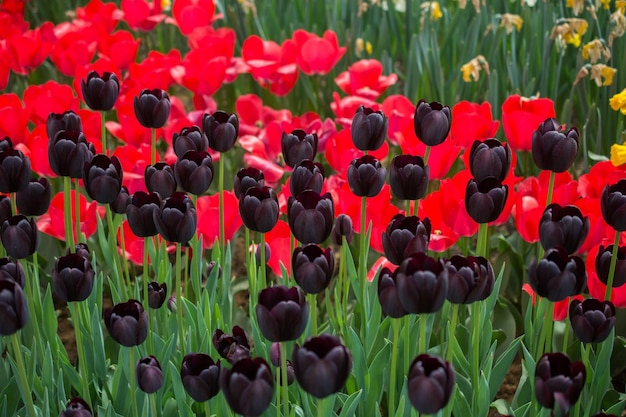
1,215,38,259
569,298,615,344
288,190,334,244
331,213,354,246
539,204,589,254
220,357,273,417
469,138,511,182
203,111,239,153
173,125,208,158
414,100,451,146
377,267,408,318
396,253,448,314
0,148,31,193
136,355,163,394
145,162,176,199
0,195,11,225
134,89,170,128
290,160,324,197
0,136,13,152
254,241,271,265
351,105,388,151
528,247,586,302
69,242,91,260
256,285,309,342
382,214,431,265
239,186,279,233
444,255,494,304
83,154,123,204
0,258,25,288
126,191,161,238
103,299,148,347
532,118,579,173
49,130,94,178
16,177,51,216
81,71,119,111
535,352,585,416
281,129,318,168
465,177,508,224
46,111,83,141
595,244,626,288
389,154,429,200
347,155,387,197
153,192,197,243
52,253,95,302
147,281,167,309
59,398,92,417
174,150,214,195
292,244,334,294
181,353,221,402
407,354,455,414
234,167,265,199
212,326,251,364
110,186,131,215
206,260,222,279
0,279,28,335
601,180,626,231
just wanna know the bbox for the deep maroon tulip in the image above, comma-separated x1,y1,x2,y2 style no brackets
136,355,163,394
49,130,94,178
203,111,239,152
444,255,494,304
0,136,13,152
287,190,334,244
52,253,95,302
595,244,626,287
83,154,123,204
126,191,161,238
377,267,408,318
351,105,388,151
172,125,209,158
0,258,25,288
382,214,431,265
569,298,615,344
206,260,222,279
528,247,586,302
414,100,451,146
539,204,589,254
347,155,386,197
268,343,295,385
0,195,11,225
292,244,334,294
535,352,585,416
1,215,38,259
601,180,626,231
59,398,92,417
134,89,170,128
256,285,309,342
0,148,31,193
389,154,429,200
396,253,448,314
147,281,167,309
153,192,197,243
331,213,354,245
469,138,512,182
220,357,273,417
407,354,455,414
281,129,318,168
239,186,279,233
290,160,324,197
174,150,214,195
70,242,91,260
181,353,221,402
0,279,28,335
292,334,352,398
532,118,579,173
465,177,508,224
81,71,119,111
145,162,176,199
233,167,265,199
255,241,271,265
103,299,148,347
110,185,131,215
46,111,82,141
16,177,51,216
212,326,251,364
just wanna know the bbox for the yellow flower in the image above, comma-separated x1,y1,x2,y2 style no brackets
566,0,585,15
609,11,626,45
551,18,588,48
581,38,611,63
610,88,626,114
500,13,523,34
590,64,617,86
161,0,171,10
421,2,443,21
355,38,373,57
611,143,626,166
600,0,611,9
617,0,626,13
460,55,489,82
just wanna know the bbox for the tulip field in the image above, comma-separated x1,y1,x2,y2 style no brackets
2,0,626,416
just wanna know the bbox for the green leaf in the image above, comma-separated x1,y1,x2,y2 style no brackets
491,398,512,415
489,336,521,399
338,390,362,417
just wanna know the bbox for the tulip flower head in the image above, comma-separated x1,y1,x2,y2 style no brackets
180,353,221,402
134,89,170,129
407,354,455,414
465,177,508,224
595,244,626,288
52,253,95,302
103,299,148,347
287,190,334,244
0,279,29,335
81,70,119,111
396,253,448,314
145,162,177,199
531,118,579,173
377,266,408,318
147,282,167,309
83,154,123,204
292,244,334,294
203,111,239,153
153,192,197,244
382,214,431,265
539,204,589,254
136,355,163,394
601,179,626,231
1,214,38,259
212,326,251,364
0,257,25,288
528,247,586,302
535,352,585,416
220,357,274,417
126,191,162,238
255,285,309,342
290,160,325,197
569,298,615,344
16,177,52,216
469,138,511,182
389,154,429,200
347,155,387,197
174,150,214,196
172,126,209,158
239,186,279,233
59,398,92,417
281,129,318,168
445,255,494,304
331,213,354,245
234,167,265,199
0,148,31,193
414,100,452,147
351,105,388,151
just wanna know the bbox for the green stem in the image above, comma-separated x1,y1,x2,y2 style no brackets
359,195,368,316
107,208,127,301
69,302,92,405
537,300,555,358
281,342,289,417
562,297,571,352
260,233,267,289
317,397,325,417
545,170,556,207
10,192,17,215
204,401,211,417
151,127,157,166
472,302,482,413
118,219,131,293
446,304,460,363
404,315,411,375
219,160,225,268
341,239,350,337
129,347,139,417
423,146,431,166
176,243,185,352
604,229,621,300
64,176,75,250
101,111,107,156
412,199,418,217
309,293,317,336
389,318,401,417
419,314,428,354
10,333,37,417
150,393,159,417
75,178,81,244
477,223,489,258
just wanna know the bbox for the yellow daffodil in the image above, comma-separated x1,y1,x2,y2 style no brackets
500,13,523,34
581,39,611,62
590,64,617,86
609,11,626,45
611,143,626,166
551,18,588,48
460,55,489,82
355,38,373,56
161,0,171,10
600,0,611,9
421,2,443,21
610,88,626,114
617,0,626,13
567,0,585,15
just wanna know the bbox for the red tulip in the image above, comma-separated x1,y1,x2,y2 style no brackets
241,35,299,96
438,170,479,237
172,0,215,36
0,93,29,145
120,0,166,31
7,22,55,75
196,191,242,250
129,50,181,91
174,48,228,96
382,94,415,145
97,30,140,70
417,191,460,252
36,191,105,243
23,81,80,125
292,29,346,75
450,101,500,149
264,220,292,277
501,94,555,152
0,44,9,91
578,160,626,199
335,59,398,100
522,284,583,321
324,129,388,178
330,92,379,129
75,0,120,34
50,28,97,77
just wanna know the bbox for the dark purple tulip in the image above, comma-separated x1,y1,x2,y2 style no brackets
0,148,31,193
0,258,25,288
46,111,83,141
110,185,131,215
220,357,273,417
126,191,161,238
414,100,451,146
239,186,279,233
0,136,13,152
147,282,167,309
172,126,209,158
70,242,91,260
203,111,239,153
396,253,448,314
382,214,431,265
465,177,508,224
292,334,353,398
136,355,163,394
0,195,11,225
81,71,119,111
595,244,626,287
134,89,170,128
539,204,589,254
601,180,626,231
174,150,214,195
532,118,579,173
347,155,386,197
181,353,221,402
528,247,586,302
255,241,271,265
288,190,334,244
83,154,123,204
1,215,38,259
145,162,176,199
569,298,615,344
153,192,197,243
0,279,28,335
292,244,334,294
212,326,251,364
49,130,94,178
16,177,51,216
389,154,429,200
444,255,494,304
103,299,148,347
233,167,265,199
281,129,318,168
52,253,95,302
351,105,388,151
377,267,408,318
290,160,324,197
407,354,455,414
331,213,354,245
206,260,222,279
255,285,309,342
535,352,585,416
269,342,295,385
59,398,92,417
469,138,511,182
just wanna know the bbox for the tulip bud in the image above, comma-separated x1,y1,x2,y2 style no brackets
147,281,167,309
347,155,386,197
180,353,221,402
465,177,508,224
52,253,95,302
569,298,615,344
407,354,455,414
49,130,94,178
292,244,334,294
110,186,131,215
256,285,309,342
0,257,25,288
532,118,579,173
331,213,354,246
595,244,626,288
414,100,451,146
203,111,239,153
59,398,92,417
126,191,161,238
287,190,334,244
389,154,429,200
233,167,265,199
1,214,38,259
601,180,626,231
281,129,318,168
469,138,511,182
83,154,123,204
103,299,148,347
254,242,271,265
145,162,177,199
290,160,324,197
0,195,12,225
535,352,585,416
174,150,214,195
212,326,251,364
444,255,494,304
351,105,388,151
0,136,13,152
136,355,163,394
382,214,431,265
239,186,279,233
396,253,448,314
69,243,91,260
46,111,82,141
153,192,197,243
81,71,119,111
0,279,29,335
220,357,273,417
134,89,170,128
528,247,586,302
377,267,408,318
0,148,31,193
539,204,589,254
16,177,52,216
